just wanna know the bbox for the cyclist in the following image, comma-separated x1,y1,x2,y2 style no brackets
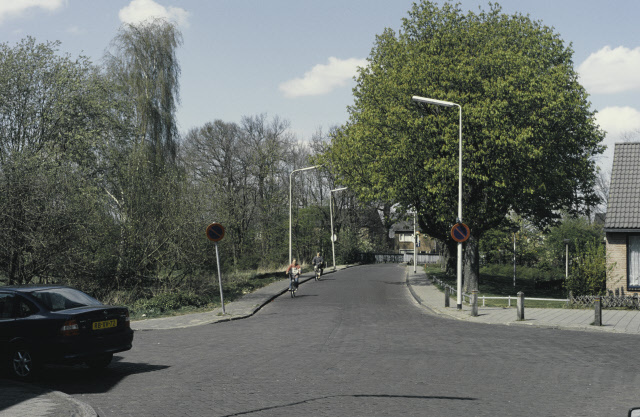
312,252,324,277
286,259,301,291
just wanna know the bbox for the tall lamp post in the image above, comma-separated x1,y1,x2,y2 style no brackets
563,239,571,279
511,226,520,287
413,211,417,273
330,187,348,270
289,165,320,264
412,95,463,309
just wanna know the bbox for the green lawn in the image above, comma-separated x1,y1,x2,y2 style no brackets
423,263,570,308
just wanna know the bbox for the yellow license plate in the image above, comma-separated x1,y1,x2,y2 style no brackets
92,319,117,330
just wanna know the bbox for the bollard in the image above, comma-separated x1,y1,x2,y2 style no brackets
471,290,478,317
517,291,525,321
594,296,602,326
445,286,450,308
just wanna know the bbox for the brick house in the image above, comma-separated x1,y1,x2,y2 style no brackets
605,142,640,295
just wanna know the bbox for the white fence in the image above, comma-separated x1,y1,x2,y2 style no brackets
430,276,569,306
371,253,440,264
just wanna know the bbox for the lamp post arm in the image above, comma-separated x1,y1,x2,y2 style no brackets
289,165,321,264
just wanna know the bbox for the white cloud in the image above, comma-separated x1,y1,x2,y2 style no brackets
594,106,640,172
119,0,189,28
578,46,640,94
596,106,640,138
0,0,66,24
279,57,367,98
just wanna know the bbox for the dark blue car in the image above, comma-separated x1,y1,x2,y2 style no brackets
0,285,134,380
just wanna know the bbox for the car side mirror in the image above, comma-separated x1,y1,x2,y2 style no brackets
630,408,640,417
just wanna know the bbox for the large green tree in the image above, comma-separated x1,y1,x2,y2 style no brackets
0,38,116,285
323,2,604,291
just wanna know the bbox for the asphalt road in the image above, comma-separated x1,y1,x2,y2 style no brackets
33,264,640,416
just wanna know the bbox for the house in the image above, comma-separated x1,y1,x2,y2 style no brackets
604,142,640,295
389,221,438,254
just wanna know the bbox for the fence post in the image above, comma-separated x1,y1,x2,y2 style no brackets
471,290,478,317
445,286,450,308
517,291,525,321
594,296,602,326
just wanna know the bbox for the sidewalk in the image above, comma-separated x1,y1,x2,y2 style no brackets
405,265,640,334
4,264,639,417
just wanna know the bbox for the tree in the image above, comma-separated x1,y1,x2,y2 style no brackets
100,19,186,286
538,215,604,270
0,38,116,285
105,18,182,164
322,1,604,291
181,115,297,270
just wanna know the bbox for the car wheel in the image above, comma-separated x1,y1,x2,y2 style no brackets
86,353,113,369
10,345,37,380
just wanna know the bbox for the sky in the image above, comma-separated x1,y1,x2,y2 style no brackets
1,0,639,175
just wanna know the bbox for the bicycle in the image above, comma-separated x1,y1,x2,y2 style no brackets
289,268,300,297
314,264,323,281
289,275,300,297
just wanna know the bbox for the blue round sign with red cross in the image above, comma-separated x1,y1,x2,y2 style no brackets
451,223,470,243
206,223,225,242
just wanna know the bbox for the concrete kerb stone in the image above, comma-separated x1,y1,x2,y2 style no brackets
0,379,97,417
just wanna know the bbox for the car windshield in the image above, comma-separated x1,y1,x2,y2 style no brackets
31,288,102,312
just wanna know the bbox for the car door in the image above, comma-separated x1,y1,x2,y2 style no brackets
0,292,17,357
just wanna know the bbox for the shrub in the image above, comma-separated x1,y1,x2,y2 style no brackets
131,291,211,315
564,238,609,296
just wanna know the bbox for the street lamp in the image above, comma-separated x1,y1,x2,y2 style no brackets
289,165,320,264
563,239,571,279
413,211,417,273
511,226,520,287
412,95,463,309
330,187,348,270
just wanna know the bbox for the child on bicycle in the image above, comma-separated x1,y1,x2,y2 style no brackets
312,252,324,276
286,259,301,290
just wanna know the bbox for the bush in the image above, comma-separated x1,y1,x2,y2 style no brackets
564,238,608,296
131,291,211,316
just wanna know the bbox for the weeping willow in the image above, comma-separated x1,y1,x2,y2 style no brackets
106,18,182,165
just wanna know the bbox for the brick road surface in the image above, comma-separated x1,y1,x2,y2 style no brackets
31,264,640,416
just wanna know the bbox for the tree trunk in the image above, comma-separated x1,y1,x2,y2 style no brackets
440,240,457,275
463,235,480,293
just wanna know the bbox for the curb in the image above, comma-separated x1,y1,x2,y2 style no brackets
0,380,97,417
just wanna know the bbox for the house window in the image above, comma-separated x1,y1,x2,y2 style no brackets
629,235,640,289
399,233,413,243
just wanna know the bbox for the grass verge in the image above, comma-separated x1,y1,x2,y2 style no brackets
105,266,313,321
424,263,572,309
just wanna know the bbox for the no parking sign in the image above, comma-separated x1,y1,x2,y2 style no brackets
451,223,470,243
206,223,225,242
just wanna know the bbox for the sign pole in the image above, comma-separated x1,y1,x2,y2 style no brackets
206,222,226,314
215,242,225,314
413,212,417,273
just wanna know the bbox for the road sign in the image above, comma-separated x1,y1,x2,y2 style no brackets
206,223,225,242
451,223,470,243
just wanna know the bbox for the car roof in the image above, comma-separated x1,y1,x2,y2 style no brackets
0,285,72,293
